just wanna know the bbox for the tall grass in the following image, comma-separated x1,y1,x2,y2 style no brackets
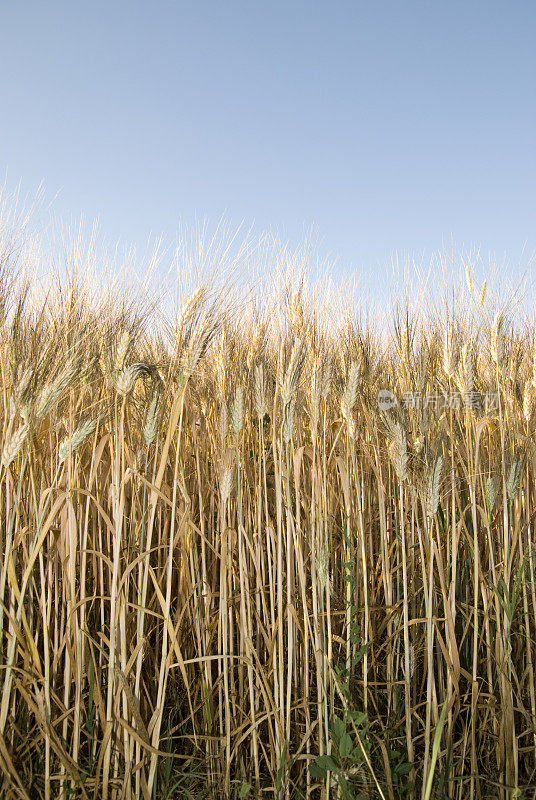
0,219,535,799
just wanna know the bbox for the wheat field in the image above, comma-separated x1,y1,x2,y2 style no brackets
0,216,535,800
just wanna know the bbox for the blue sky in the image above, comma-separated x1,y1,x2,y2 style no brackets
1,1,535,290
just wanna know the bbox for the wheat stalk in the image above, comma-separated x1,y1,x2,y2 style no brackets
1,422,29,468
340,360,360,420
231,385,244,435
58,418,99,462
113,363,153,396
36,360,78,420
426,454,443,517
491,311,506,367
143,391,160,446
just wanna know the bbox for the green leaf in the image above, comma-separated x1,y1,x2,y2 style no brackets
276,744,287,792
331,717,346,747
349,710,367,727
351,746,364,764
395,762,413,775
339,732,353,759
424,698,448,800
316,754,339,773
309,753,340,780
309,762,327,780
239,782,251,799
353,642,370,663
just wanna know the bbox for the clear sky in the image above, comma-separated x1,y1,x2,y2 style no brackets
1,1,535,288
